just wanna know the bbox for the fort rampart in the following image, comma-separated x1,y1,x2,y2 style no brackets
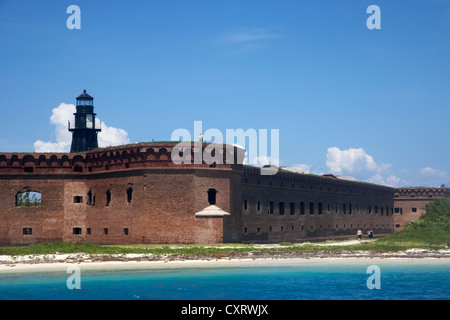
0,142,428,245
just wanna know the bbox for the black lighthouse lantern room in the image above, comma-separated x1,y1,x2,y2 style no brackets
69,90,101,153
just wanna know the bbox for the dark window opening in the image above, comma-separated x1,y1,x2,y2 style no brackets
318,202,323,215
74,196,83,203
349,204,352,215
127,187,133,204
309,202,314,214
73,227,82,235
74,165,83,173
343,203,346,214
87,190,93,206
279,202,285,215
395,208,400,213
104,228,109,235
412,208,417,212
290,202,295,215
257,201,261,211
23,228,32,235
269,201,274,214
207,189,217,205
106,189,111,206
244,200,247,211
87,228,91,235
300,202,305,215
24,167,34,173
124,228,129,235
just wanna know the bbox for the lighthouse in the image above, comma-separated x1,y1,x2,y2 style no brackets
69,90,101,153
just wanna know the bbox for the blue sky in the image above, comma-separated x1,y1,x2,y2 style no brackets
0,0,449,187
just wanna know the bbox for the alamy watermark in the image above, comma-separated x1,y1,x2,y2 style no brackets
66,5,81,30
366,265,381,289
367,5,381,30
66,265,81,290
170,121,280,175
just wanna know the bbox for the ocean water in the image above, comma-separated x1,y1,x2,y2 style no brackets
0,261,448,300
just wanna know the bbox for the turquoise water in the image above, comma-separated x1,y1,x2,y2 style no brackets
0,261,449,300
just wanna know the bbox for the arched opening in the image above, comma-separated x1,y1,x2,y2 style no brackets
127,187,133,204
207,188,217,205
16,191,42,207
106,189,111,206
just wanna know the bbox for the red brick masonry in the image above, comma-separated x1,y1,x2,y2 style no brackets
2,143,446,245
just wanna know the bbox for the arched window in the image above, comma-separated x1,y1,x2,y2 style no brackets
207,189,217,205
16,191,42,207
300,202,305,215
106,189,111,206
127,187,133,204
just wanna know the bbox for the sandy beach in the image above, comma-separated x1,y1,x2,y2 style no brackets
1,248,449,273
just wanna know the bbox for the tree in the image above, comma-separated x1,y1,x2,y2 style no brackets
422,199,450,223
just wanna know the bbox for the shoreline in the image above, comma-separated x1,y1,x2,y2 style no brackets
1,249,449,273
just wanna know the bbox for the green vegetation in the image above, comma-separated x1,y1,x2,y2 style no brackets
1,199,449,257
374,198,450,247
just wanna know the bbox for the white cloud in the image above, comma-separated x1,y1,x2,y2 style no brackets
217,28,283,52
284,164,312,174
220,28,282,44
251,155,279,167
324,147,408,187
420,167,448,177
326,147,390,175
34,103,130,153
367,174,402,187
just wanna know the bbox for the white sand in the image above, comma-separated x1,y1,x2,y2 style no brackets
0,255,449,273
1,240,448,273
